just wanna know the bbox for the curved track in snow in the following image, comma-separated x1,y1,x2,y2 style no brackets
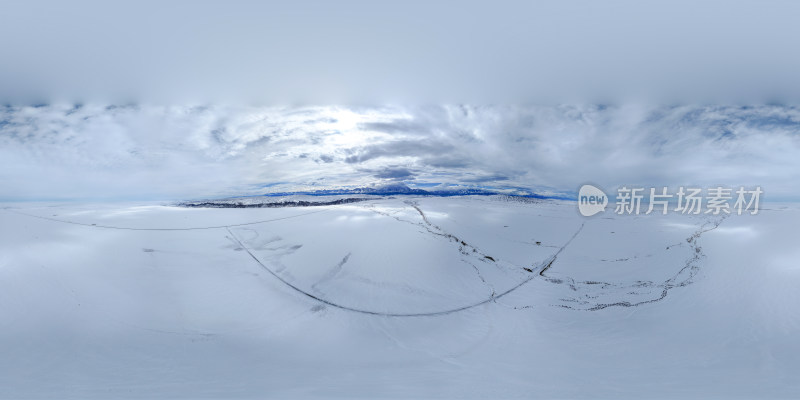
225,223,586,317
4,208,330,231
4,204,724,316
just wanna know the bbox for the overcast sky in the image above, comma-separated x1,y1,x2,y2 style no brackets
1,1,799,201
2,0,800,104
2,104,799,201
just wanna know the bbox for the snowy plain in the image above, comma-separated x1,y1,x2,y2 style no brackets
0,197,798,398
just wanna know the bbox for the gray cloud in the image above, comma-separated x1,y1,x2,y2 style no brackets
344,140,454,164
461,174,511,183
372,167,416,180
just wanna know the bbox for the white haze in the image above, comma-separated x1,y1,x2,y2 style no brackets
1,0,800,104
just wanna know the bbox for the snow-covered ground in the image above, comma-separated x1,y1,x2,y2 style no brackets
0,197,798,398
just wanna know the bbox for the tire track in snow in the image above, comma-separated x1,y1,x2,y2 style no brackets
227,219,587,317
4,208,329,231
538,215,727,311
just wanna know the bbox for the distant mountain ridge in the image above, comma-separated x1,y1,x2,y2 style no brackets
177,183,570,208
258,183,562,199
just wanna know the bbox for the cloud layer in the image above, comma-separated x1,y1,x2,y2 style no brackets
2,104,799,201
